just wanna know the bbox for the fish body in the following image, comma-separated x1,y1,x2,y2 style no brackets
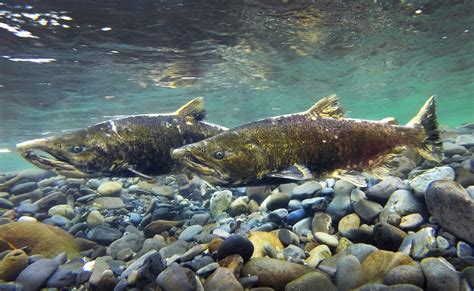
16,97,227,178
172,95,442,186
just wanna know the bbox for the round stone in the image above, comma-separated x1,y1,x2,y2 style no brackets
335,255,362,290
314,232,338,247
217,235,254,262
48,204,74,218
338,213,361,238
87,210,104,227
178,225,203,242
97,181,123,196
383,264,425,287
420,257,460,291
292,181,321,199
399,213,424,230
354,199,383,222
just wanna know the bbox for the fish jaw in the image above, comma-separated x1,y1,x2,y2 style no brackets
172,147,230,185
16,138,92,178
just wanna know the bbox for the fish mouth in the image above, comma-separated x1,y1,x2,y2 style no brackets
172,148,229,184
16,139,91,178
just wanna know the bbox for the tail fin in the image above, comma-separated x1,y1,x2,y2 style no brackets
406,96,443,162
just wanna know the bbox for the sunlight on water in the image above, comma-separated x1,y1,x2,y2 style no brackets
0,0,473,171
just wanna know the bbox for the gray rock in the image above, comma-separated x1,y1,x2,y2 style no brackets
16,201,39,215
181,244,207,262
292,217,312,236
338,213,361,240
351,188,367,204
210,190,233,217
50,215,69,227
456,134,474,147
436,236,450,250
229,196,249,216
335,255,362,290
9,189,43,205
443,142,467,157
203,267,243,291
189,213,210,226
196,262,220,276
411,227,437,260
318,243,377,277
120,250,164,280
283,245,306,263
326,193,351,221
420,257,460,291
151,185,174,197
285,271,336,291
334,180,355,196
156,263,196,291
457,241,473,258
312,212,332,234
267,208,288,222
16,259,59,290
159,240,190,263
88,224,122,245
380,190,425,223
354,199,383,222
11,182,38,195
267,192,291,211
0,198,13,209
288,199,303,211
97,181,122,196
314,232,338,248
46,258,83,288
91,197,125,209
110,232,143,258
383,263,425,287
179,225,203,242
366,177,404,201
278,229,300,246
409,166,455,197
461,267,474,289
292,181,321,199
425,180,474,244
399,213,424,230
373,222,407,251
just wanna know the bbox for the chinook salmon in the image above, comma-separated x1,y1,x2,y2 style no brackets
16,97,227,178
172,95,442,186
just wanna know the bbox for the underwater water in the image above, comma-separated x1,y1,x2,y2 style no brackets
0,0,473,171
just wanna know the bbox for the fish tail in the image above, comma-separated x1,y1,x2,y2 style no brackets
406,96,443,162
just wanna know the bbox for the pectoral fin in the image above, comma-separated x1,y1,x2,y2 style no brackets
268,164,313,180
123,164,153,180
305,94,345,118
328,170,368,188
175,97,206,121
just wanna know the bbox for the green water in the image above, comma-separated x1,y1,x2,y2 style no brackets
0,0,473,172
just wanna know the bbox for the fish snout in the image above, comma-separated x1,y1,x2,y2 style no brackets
171,147,188,160
16,138,50,153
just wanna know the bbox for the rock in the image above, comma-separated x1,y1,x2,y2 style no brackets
326,192,351,221
120,250,164,281
287,208,307,225
196,262,219,276
336,237,353,253
425,180,474,244
156,263,196,291
248,231,283,258
443,141,467,157
366,177,404,201
359,250,415,286
190,213,210,226
203,267,243,291
97,181,122,196
267,192,291,211
338,213,361,239
11,182,38,195
380,190,425,223
292,181,321,200
314,232,338,248
129,213,141,225
50,215,69,227
151,185,174,197
351,188,367,204
286,272,336,291
218,254,244,277
456,134,474,146
159,240,190,263
33,192,66,210
373,222,407,251
15,258,59,290
312,212,332,234
383,264,425,288
86,210,104,227
411,227,437,260
16,201,38,215
179,225,203,242
461,267,474,288
46,259,83,288
457,241,473,258
229,196,249,216
267,208,289,222
110,232,143,258
89,256,111,286
454,166,474,188
283,245,306,263
48,204,74,218
91,197,125,209
334,180,355,196
88,224,122,245
335,255,362,290
246,186,271,203
319,243,377,277
144,220,182,238
0,198,13,209
354,199,383,222
217,235,254,262
420,257,460,291
0,249,28,281
242,257,317,290
210,190,233,217
409,166,455,196
399,213,424,230
0,222,79,258
278,229,299,246
305,244,332,268
292,217,312,236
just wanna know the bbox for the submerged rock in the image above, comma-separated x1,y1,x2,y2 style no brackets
409,166,455,196
16,258,59,290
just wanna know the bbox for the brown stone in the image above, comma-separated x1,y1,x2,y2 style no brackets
208,237,224,253
0,249,28,281
219,254,244,278
204,267,243,291
248,231,284,258
359,250,416,286
143,220,182,238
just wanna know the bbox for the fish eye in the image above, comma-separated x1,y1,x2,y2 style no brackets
213,151,225,160
68,145,85,154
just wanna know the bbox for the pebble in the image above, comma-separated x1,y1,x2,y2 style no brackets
305,244,331,268
380,190,425,223
156,263,197,291
50,214,69,227
335,255,362,290
366,177,404,201
189,213,210,226
48,204,74,218
333,180,355,196
443,141,467,156
97,181,122,196
292,181,321,199
311,212,332,234
203,267,244,291
109,232,143,258
229,196,250,216
373,222,407,251
144,220,182,237
359,250,415,286
338,213,361,239
354,199,383,222
411,227,437,260
179,225,203,241
15,258,59,290
383,264,425,288
457,241,473,258
399,213,424,230
326,192,350,221
91,197,125,209
425,180,474,244
456,134,474,146
11,181,38,195
151,185,174,197
210,190,233,217
278,229,299,246
266,192,291,211
88,224,122,245
0,198,13,209
283,244,306,262
287,208,307,225
248,231,283,258
17,201,39,215
420,257,460,291
314,232,338,247
292,217,312,236
350,188,366,203
409,166,455,196
217,235,254,262
286,271,336,291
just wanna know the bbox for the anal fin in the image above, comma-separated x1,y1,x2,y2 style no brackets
364,147,405,180
268,164,313,180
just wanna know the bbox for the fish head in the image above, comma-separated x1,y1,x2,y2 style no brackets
172,131,266,186
16,125,119,177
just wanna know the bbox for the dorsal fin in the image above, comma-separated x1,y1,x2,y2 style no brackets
380,117,399,125
175,97,206,121
305,94,345,118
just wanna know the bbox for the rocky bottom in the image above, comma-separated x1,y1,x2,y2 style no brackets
0,126,473,291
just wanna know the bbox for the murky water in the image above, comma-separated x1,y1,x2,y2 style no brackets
1,0,473,171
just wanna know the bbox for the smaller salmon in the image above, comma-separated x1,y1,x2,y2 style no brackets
172,95,442,186
16,97,227,178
